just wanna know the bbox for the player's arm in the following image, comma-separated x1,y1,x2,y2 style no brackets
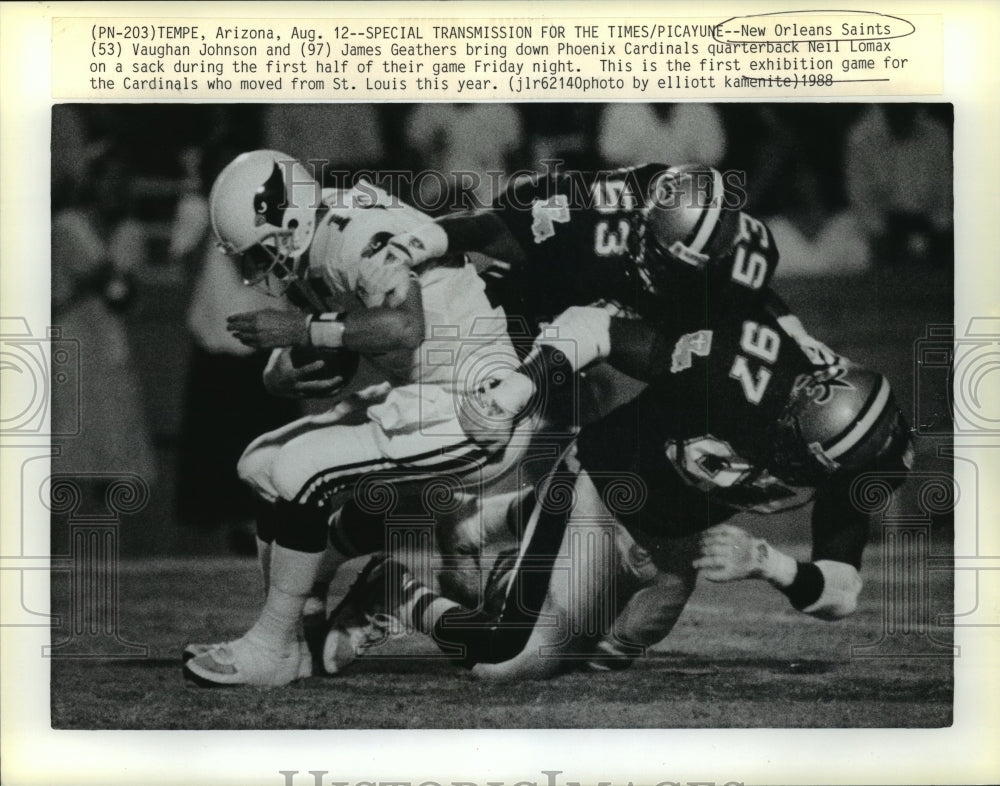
459,307,678,446
607,317,686,382
388,170,573,269
798,475,872,619
694,477,869,621
386,210,528,271
764,287,792,320
227,269,425,354
330,276,425,353
529,307,691,387
770,297,849,368
516,302,674,384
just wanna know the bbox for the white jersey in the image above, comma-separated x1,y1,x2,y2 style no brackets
308,184,426,309
308,184,517,396
237,187,534,522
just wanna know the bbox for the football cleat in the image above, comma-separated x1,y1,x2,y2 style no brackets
584,638,640,673
322,554,409,675
182,641,218,663
183,635,308,687
182,638,314,680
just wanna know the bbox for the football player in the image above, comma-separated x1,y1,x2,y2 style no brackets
324,304,912,679
318,163,912,677
388,163,782,343
183,150,536,687
381,163,840,439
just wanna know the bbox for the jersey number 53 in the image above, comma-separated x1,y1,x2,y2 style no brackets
592,178,635,257
730,213,770,289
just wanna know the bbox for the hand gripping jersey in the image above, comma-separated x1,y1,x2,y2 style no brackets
305,185,517,395
487,164,780,334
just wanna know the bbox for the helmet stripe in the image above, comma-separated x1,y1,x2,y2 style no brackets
824,374,891,459
688,168,725,255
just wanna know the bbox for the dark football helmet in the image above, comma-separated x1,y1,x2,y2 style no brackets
772,365,913,484
630,164,742,292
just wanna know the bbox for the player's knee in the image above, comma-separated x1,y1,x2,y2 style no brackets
330,496,388,557
270,443,313,502
237,442,277,496
437,505,482,557
236,439,277,485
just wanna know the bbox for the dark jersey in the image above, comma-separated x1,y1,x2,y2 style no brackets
485,163,780,335
577,305,821,538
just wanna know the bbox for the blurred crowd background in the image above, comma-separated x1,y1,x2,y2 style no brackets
49,102,954,555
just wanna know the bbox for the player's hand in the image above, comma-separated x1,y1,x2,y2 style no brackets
357,251,415,309
262,348,346,398
227,309,310,349
457,371,535,450
386,222,448,268
537,306,611,371
693,524,770,582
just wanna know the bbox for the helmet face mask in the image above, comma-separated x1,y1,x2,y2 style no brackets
234,231,304,297
210,150,320,297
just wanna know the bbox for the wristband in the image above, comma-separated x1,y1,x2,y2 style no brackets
800,560,863,619
535,306,611,372
308,312,345,349
778,562,826,610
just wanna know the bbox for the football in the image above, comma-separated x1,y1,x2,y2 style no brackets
288,345,361,384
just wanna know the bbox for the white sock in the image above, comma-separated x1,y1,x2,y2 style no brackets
246,545,324,652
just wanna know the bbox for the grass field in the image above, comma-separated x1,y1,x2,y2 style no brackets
50,523,954,730
48,268,954,730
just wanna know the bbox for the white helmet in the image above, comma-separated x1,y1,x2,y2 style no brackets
209,150,321,293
